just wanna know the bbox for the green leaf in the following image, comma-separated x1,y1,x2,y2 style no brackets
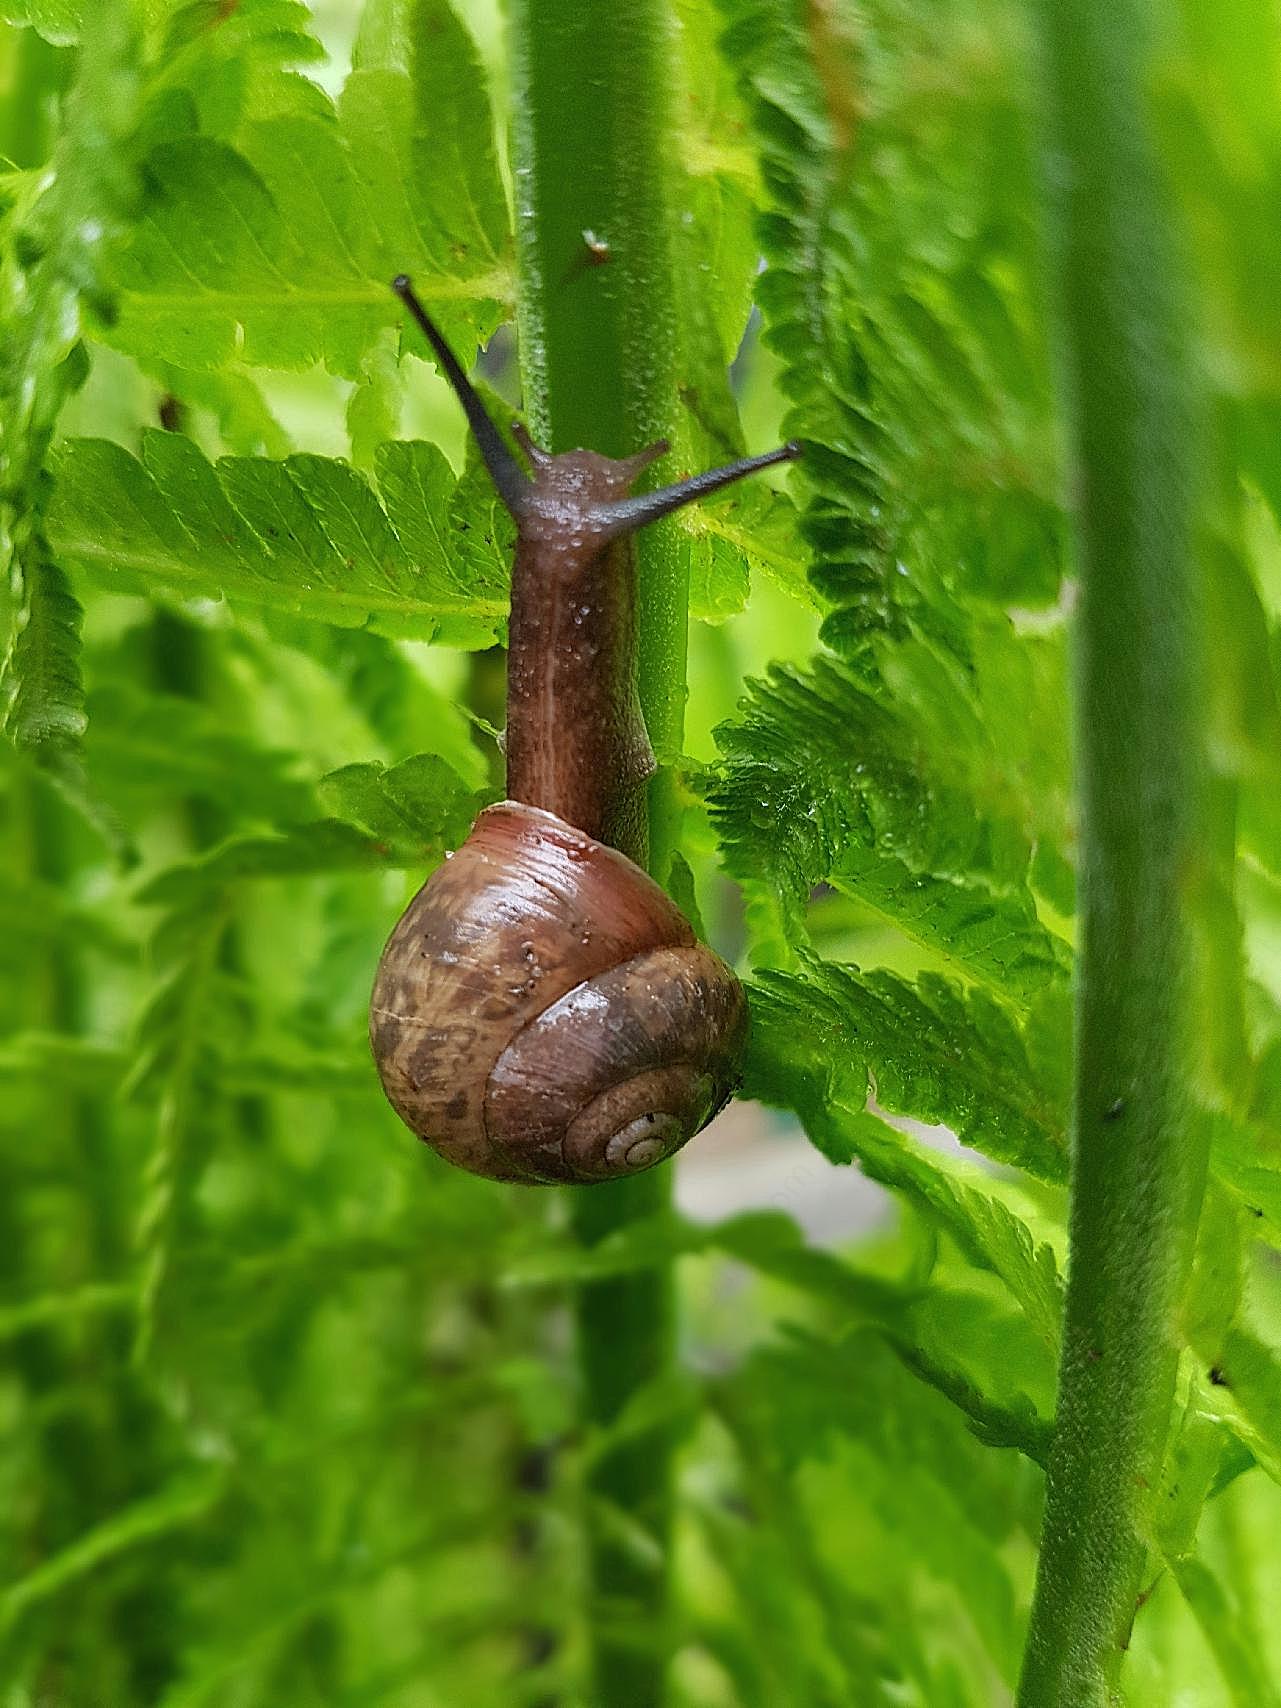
711,650,1071,1001
1,548,132,857
1155,1380,1281,1708
1157,20,1281,396
129,892,230,1362
154,362,292,458
583,1367,706,1468
1199,1324,1281,1494
46,432,510,643
156,0,326,107
316,750,482,846
219,1047,374,1097
4,546,87,755
348,0,509,282
887,1309,1053,1465
718,1327,1034,1692
0,1277,134,1341
103,2,512,379
1,0,84,43
671,0,760,396
0,1030,126,1092
1203,527,1281,881
136,819,415,909
1,3,141,836
684,483,812,619
374,435,513,645
506,1206,910,1321
851,1111,1064,1346
0,1471,225,1631
112,131,329,370
84,681,317,822
0,871,133,959
716,0,1060,659
745,958,1068,1182
127,744,472,912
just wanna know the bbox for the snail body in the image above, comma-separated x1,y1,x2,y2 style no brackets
370,278,798,1184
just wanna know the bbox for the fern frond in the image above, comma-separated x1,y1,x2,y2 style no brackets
85,682,317,823
747,958,1067,1182
1,0,83,44
714,1329,1033,1697
717,0,1059,660
4,545,87,755
130,893,230,1365
711,652,1070,1000
317,750,485,846
0,1470,224,1634
0,4,141,832
102,3,512,380
47,433,511,644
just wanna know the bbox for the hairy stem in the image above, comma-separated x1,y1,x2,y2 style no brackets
508,4,686,1703
1017,0,1209,1702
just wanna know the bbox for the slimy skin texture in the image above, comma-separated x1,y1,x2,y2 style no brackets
502,442,662,856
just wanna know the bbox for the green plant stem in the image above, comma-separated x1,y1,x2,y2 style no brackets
508,6,687,1705
1017,0,1209,1703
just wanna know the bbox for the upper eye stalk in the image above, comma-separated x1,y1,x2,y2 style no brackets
391,274,801,536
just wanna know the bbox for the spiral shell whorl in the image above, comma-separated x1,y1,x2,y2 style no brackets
369,802,747,1184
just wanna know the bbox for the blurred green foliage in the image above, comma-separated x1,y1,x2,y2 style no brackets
2,0,1281,1703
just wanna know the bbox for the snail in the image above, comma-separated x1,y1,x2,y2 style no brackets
369,277,800,1184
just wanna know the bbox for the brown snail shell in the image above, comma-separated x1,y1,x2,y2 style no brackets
369,800,748,1184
